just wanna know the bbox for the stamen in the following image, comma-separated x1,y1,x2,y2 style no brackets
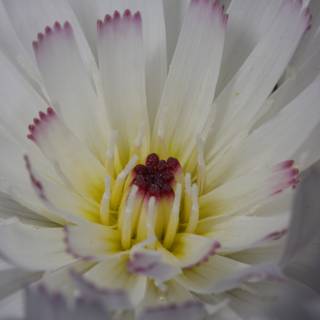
182,173,192,224
197,137,206,193
132,122,146,155
105,130,118,177
136,195,157,244
185,184,199,233
146,196,157,244
100,176,111,225
110,155,138,209
132,153,180,199
121,186,138,250
163,183,182,248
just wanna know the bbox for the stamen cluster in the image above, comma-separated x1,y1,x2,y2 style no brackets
132,153,180,198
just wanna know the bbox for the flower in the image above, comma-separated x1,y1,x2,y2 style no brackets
2,164,320,320
0,0,319,319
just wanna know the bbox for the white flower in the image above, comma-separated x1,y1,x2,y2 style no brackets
0,0,319,319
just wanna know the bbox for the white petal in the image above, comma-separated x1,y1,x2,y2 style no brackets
154,0,226,161
0,219,75,271
128,249,180,282
176,255,248,294
27,108,105,201
64,223,122,260
0,52,45,143
217,0,285,93
97,11,150,161
2,0,95,74
83,256,147,306
208,0,310,160
0,191,55,226
229,242,285,265
168,233,221,268
0,267,41,300
233,75,320,175
255,36,320,131
294,123,320,170
163,0,189,64
0,129,60,224
210,262,285,294
69,0,167,122
0,290,23,319
197,215,289,253
33,22,108,160
201,163,298,217
24,155,97,224
281,164,320,292
0,2,40,88
71,270,131,311
25,286,108,320
142,280,194,307
139,301,207,320
290,0,319,71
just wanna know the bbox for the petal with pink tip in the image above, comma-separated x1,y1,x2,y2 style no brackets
97,10,150,162
33,21,108,161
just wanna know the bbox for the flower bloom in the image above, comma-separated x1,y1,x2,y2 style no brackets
0,0,319,318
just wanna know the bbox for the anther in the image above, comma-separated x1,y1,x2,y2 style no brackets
132,153,180,198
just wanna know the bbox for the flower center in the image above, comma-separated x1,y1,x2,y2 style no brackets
132,153,180,198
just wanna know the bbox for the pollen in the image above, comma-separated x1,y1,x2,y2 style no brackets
132,153,180,198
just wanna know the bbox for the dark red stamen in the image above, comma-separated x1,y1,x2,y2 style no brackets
145,153,159,167
167,157,180,171
132,153,180,198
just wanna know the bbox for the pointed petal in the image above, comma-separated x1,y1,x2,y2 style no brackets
33,22,108,160
97,11,149,162
154,0,226,160
0,220,75,271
